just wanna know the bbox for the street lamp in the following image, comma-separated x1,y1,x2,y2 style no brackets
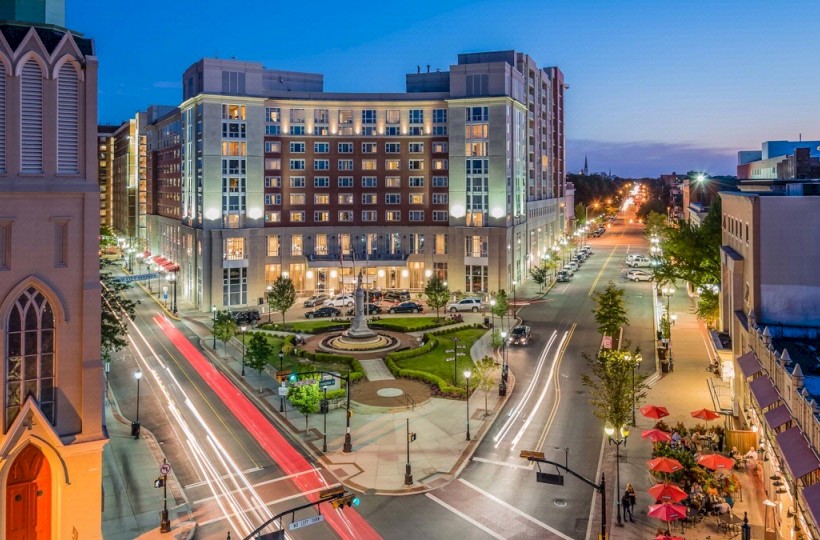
211,304,217,348
489,298,496,329
266,284,273,323
278,350,285,412
626,353,642,426
511,280,517,323
661,285,676,358
133,370,143,439
136,252,144,274
605,424,630,526
500,330,508,382
464,370,472,441
240,325,247,376
166,273,177,314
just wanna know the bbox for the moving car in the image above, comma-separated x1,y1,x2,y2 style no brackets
387,301,424,314
625,253,646,263
383,290,411,302
232,310,261,325
556,270,572,282
508,325,532,345
346,303,382,316
305,306,341,319
447,298,484,312
324,294,355,307
627,269,653,282
303,294,329,307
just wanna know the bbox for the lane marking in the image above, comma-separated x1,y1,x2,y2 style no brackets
471,456,534,471
185,467,310,490
425,493,506,540
458,479,574,540
588,244,620,297
197,484,331,526
535,323,577,452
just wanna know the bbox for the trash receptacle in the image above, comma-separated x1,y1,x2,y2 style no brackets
131,420,141,438
661,361,670,373
483,316,490,327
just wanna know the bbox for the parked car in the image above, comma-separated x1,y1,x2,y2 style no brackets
556,270,572,282
591,229,604,238
573,252,586,263
305,306,341,319
232,310,261,325
383,290,411,302
346,303,382,316
625,253,646,263
303,294,329,307
447,298,484,312
627,269,653,282
387,301,424,314
508,325,532,345
626,255,652,268
365,290,383,301
561,265,575,276
565,261,579,272
324,294,355,307
581,245,592,255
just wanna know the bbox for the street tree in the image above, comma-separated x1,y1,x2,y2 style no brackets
267,275,296,327
491,289,510,329
246,333,273,390
99,225,118,250
472,355,499,416
212,310,238,356
643,211,669,240
424,274,450,320
582,347,648,430
100,261,137,363
591,281,629,340
288,382,322,432
575,202,588,225
695,287,720,327
529,263,549,291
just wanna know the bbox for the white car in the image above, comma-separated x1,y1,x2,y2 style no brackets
626,256,652,268
627,269,653,282
626,253,646,263
324,294,355,307
565,261,579,272
447,298,484,312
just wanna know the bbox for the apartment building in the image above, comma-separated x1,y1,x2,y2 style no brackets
0,0,107,537
97,124,117,228
124,51,569,311
720,186,820,538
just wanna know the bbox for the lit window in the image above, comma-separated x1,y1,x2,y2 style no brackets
386,176,401,188
338,194,354,204
362,210,377,222
339,211,354,222
314,194,330,205
314,211,329,222
290,194,306,205
290,211,305,223
362,159,378,171
410,194,425,205
385,211,401,222
385,159,401,171
362,194,377,204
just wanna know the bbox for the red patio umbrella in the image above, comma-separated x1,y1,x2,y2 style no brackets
647,457,683,473
691,408,721,421
642,428,673,443
648,483,688,503
697,453,734,471
641,404,670,420
648,502,688,521
654,535,685,540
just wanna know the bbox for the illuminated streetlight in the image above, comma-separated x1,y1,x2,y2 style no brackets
606,424,630,526
464,370,472,441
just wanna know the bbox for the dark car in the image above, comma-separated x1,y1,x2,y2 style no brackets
346,303,382,316
387,301,424,314
365,290,383,301
508,325,532,345
383,290,411,303
303,294,329,307
305,306,341,319
232,310,261,325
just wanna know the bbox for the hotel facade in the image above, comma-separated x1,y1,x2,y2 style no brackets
119,51,570,311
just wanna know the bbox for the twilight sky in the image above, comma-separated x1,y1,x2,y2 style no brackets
70,0,820,178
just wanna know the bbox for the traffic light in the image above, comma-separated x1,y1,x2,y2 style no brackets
288,373,298,383
331,494,361,509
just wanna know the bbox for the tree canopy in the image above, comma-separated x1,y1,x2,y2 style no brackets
100,261,137,362
491,289,510,327
424,275,450,319
212,310,238,355
591,281,629,339
582,348,647,430
267,275,296,326
288,382,322,431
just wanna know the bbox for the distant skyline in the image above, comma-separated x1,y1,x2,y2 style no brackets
69,0,820,178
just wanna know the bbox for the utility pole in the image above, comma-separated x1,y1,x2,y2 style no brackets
405,418,415,485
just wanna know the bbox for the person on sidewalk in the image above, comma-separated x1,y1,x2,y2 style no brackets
621,491,634,522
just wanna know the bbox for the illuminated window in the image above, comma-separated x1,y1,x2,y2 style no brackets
265,141,281,153
385,159,400,171
434,234,447,254
410,193,425,204
264,158,281,170
386,176,401,188
290,194,306,205
224,237,246,260
265,211,281,223
223,104,246,120
362,210,377,222
314,194,330,205
432,159,448,170
432,142,448,153
339,211,354,222
314,211,330,222
385,211,401,222
290,211,305,223
266,235,280,256
291,235,303,255
290,109,305,123
362,194,377,204
338,194,354,204
265,176,281,188
362,159,377,170
314,109,329,124
362,142,377,153
338,110,353,125
386,110,400,124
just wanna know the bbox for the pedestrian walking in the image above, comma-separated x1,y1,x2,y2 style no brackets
621,491,634,522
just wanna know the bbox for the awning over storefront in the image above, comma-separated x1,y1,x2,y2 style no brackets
142,251,151,258
750,376,781,409
737,351,762,378
152,256,168,266
163,263,180,272
776,426,820,480
801,483,820,530
764,404,792,431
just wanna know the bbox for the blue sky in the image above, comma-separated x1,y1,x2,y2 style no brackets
70,0,819,177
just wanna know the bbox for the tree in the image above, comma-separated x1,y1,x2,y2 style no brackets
575,202,588,225
246,333,273,390
267,275,296,327
491,289,509,328
472,356,499,416
100,261,137,363
529,264,548,291
695,287,720,327
582,347,648,430
591,281,629,339
212,310,238,356
643,211,668,240
424,274,450,319
99,225,117,250
288,382,322,432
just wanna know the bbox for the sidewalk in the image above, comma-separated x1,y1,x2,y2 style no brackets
605,290,766,539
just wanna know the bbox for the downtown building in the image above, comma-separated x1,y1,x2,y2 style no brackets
117,51,569,311
0,0,107,537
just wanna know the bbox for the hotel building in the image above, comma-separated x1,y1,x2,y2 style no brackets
122,51,569,311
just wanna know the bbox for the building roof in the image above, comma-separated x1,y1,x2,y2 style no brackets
0,23,92,56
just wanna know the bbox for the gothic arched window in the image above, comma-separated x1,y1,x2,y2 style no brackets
5,287,55,430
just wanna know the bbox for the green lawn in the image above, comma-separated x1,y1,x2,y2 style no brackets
260,320,350,333
371,316,452,332
247,333,350,375
394,327,486,387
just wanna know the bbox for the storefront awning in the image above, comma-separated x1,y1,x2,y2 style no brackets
750,376,781,409
776,426,820,480
737,351,762,378
801,483,820,530
162,263,180,272
152,256,168,266
764,404,792,431
142,251,151,259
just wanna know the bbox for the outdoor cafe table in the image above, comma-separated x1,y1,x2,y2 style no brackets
717,512,743,535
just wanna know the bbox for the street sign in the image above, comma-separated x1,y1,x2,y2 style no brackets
408,432,416,443
278,387,288,396
319,378,334,388
160,463,171,475
115,273,159,284
536,472,564,485
288,515,325,531
603,335,613,349
294,379,317,387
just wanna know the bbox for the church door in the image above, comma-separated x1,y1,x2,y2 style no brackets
6,444,51,540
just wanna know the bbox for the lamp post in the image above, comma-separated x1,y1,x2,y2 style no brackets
661,285,676,359
166,273,177,314
133,370,143,439
278,350,285,412
626,353,642,426
500,330,508,382
511,280,517,322
322,386,328,453
605,424,630,526
266,284,273,323
146,263,153,292
136,252,143,274
240,325,247,376
464,370,472,441
490,298,496,329
211,304,217,348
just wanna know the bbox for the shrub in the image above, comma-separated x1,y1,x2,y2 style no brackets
385,336,438,362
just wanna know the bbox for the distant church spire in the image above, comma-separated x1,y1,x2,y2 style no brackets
582,155,589,176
